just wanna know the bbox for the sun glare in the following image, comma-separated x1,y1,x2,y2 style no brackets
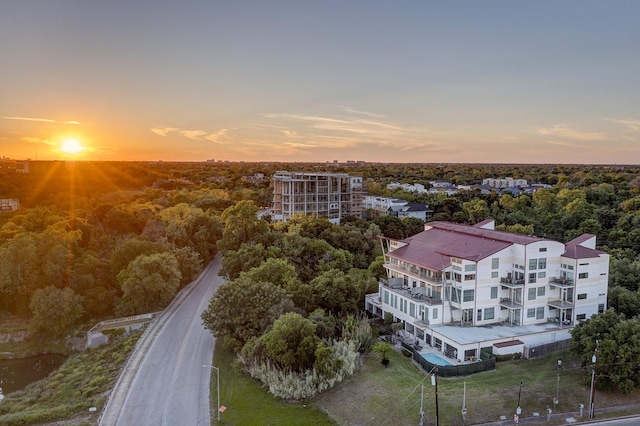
61,138,84,154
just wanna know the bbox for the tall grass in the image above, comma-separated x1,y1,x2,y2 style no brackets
0,331,142,426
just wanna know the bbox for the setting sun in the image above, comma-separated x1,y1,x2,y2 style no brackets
61,138,84,154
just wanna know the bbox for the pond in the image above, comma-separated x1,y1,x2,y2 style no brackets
0,353,67,395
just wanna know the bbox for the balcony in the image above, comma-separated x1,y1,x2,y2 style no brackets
415,319,430,327
549,277,574,288
385,263,444,286
548,298,573,309
380,280,443,306
500,277,525,288
499,297,522,309
547,317,573,326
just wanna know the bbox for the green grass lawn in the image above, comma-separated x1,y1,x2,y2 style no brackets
210,342,335,425
212,342,640,426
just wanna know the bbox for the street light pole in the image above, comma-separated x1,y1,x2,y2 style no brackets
213,366,220,423
589,354,596,419
515,381,522,424
203,365,221,423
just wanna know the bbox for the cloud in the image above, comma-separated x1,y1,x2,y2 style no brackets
535,124,607,141
151,127,179,137
151,127,229,142
22,136,56,147
182,130,207,140
1,116,81,125
203,129,228,142
604,118,640,132
544,139,580,148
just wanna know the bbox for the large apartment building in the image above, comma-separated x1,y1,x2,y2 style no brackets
271,171,364,224
366,219,609,361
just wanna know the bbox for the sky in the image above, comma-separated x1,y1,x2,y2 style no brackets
1,1,639,164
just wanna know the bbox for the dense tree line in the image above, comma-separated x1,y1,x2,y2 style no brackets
3,161,640,393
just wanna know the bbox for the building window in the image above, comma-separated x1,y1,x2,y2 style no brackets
538,271,546,279
433,308,438,319
528,288,537,300
490,286,498,299
576,313,587,321
410,303,416,317
529,273,537,284
477,309,482,321
529,259,537,270
536,307,544,319
579,272,589,279
454,273,462,282
492,258,499,269
384,291,389,304
452,257,462,264
464,274,476,281
539,247,547,252
537,287,546,297
491,271,499,278
538,258,546,269
463,290,474,302
452,265,462,271
465,264,476,272
577,293,587,300
598,304,605,313
484,307,495,320
527,308,535,318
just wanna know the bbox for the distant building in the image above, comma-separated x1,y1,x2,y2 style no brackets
363,196,409,217
394,203,433,221
271,171,363,224
483,177,528,189
366,219,609,361
0,199,19,212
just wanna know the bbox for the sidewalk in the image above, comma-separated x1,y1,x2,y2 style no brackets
474,402,640,425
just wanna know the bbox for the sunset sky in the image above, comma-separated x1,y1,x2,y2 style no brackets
1,1,639,164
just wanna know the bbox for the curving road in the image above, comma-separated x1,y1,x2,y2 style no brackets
100,255,225,426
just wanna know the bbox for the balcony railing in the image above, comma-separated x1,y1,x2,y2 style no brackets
499,297,522,308
548,298,573,309
380,281,443,306
500,277,525,287
386,264,444,286
549,277,574,287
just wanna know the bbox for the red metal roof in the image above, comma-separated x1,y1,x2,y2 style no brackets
388,221,542,270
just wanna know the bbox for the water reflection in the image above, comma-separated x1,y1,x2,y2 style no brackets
0,354,66,394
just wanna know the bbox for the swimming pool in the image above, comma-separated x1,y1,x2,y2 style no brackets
420,352,454,366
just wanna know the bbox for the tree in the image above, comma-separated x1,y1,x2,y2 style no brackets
570,310,640,393
201,276,295,350
172,246,203,287
607,286,640,318
109,237,169,280
117,252,182,315
262,312,321,372
462,198,490,224
240,258,301,293
302,269,362,316
217,201,269,253
30,286,84,339
219,242,271,280
372,341,393,367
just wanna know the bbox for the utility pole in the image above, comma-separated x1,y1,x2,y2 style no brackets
419,383,424,426
434,366,439,426
462,380,467,423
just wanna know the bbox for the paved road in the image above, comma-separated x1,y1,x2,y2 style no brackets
100,255,225,426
